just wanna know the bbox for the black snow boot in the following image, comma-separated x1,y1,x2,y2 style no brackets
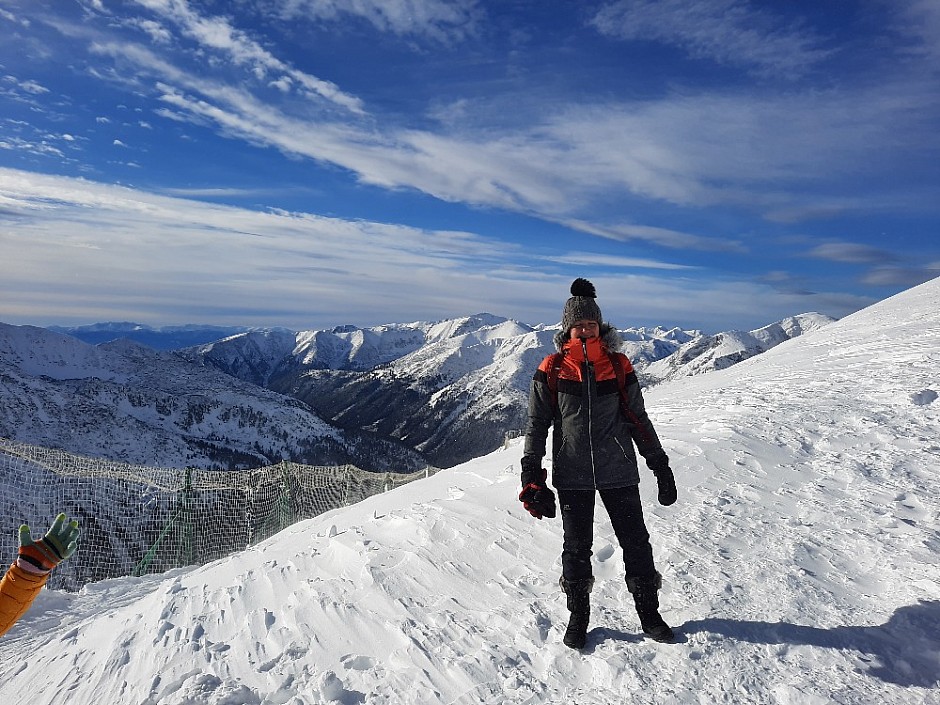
559,576,594,649
626,572,675,643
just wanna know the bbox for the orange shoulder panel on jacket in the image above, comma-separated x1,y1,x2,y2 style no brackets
615,352,635,374
537,353,562,373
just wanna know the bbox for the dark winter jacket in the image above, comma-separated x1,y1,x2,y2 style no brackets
522,325,667,490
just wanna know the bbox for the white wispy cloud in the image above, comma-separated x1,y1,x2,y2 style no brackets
547,252,697,271
807,242,897,265
88,36,935,248
129,18,173,44
0,7,29,26
0,166,525,327
15,78,49,94
125,0,365,114
161,186,285,198
590,0,833,79
0,137,65,159
559,218,743,253
0,75,51,105
272,0,482,43
23,1,936,246
808,242,939,289
139,71,851,221
861,266,940,287
0,168,862,331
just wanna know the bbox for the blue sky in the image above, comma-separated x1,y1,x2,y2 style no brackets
1,0,938,333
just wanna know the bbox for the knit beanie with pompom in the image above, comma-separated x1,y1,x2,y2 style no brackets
560,278,603,332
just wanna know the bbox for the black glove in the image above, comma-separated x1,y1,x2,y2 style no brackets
519,482,557,519
520,457,545,487
647,452,677,506
654,467,677,506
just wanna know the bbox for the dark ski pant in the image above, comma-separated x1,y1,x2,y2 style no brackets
558,485,655,582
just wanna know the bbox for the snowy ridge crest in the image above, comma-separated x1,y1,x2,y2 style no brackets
2,309,837,469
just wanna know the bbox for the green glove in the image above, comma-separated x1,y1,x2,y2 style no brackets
18,513,80,573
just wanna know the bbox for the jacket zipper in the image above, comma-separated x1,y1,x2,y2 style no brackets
581,338,598,488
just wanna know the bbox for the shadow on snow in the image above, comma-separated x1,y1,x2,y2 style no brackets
680,599,940,688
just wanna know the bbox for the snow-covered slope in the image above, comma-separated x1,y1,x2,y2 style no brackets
2,279,937,704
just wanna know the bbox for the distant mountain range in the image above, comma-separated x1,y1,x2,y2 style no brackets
642,315,835,382
12,312,834,469
0,324,425,472
47,322,254,350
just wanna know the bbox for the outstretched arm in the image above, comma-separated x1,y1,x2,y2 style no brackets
0,513,80,637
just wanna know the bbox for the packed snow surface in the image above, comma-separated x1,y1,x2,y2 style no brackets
1,279,939,704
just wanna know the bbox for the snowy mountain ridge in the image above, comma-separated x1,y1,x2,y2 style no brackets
191,312,831,466
644,313,835,383
1,279,937,704
2,310,835,469
0,323,426,472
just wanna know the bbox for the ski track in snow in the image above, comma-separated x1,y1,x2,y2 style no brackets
1,281,939,704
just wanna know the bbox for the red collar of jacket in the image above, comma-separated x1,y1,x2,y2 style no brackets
563,336,607,363
559,337,619,383
546,336,634,384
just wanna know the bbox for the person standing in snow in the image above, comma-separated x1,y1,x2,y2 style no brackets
519,278,678,649
0,513,80,637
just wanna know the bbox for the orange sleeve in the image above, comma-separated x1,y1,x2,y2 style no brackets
536,353,556,374
0,563,49,637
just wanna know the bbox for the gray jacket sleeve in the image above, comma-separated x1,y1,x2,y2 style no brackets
521,374,554,482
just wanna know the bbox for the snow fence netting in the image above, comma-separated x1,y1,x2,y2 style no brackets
0,438,440,590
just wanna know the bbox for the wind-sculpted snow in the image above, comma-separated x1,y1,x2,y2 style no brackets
1,279,937,703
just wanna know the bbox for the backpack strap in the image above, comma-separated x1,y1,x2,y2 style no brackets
606,350,629,418
607,350,656,446
606,349,626,393
549,349,657,450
